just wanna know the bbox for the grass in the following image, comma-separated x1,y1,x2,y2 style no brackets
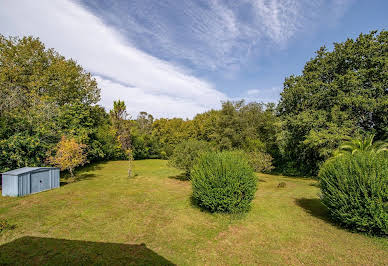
0,160,387,265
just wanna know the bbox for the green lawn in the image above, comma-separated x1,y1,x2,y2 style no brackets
1,160,387,265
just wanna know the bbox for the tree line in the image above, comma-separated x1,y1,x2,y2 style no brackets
0,30,387,176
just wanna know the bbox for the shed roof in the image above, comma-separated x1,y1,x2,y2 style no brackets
1,167,59,176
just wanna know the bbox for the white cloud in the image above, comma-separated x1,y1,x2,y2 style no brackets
79,0,353,72
247,89,261,95
0,0,226,118
239,87,282,103
0,0,354,117
97,77,211,119
249,0,301,43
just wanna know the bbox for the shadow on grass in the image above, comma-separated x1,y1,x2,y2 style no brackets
309,182,320,188
61,161,106,178
59,173,97,187
0,236,175,265
295,198,330,222
168,173,189,181
295,198,388,238
60,161,107,186
59,181,69,187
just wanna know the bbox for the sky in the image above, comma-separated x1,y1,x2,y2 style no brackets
0,0,387,118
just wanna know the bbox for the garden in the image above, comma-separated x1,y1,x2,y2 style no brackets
0,160,387,265
0,31,387,264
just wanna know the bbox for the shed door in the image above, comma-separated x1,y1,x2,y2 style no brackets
31,171,50,193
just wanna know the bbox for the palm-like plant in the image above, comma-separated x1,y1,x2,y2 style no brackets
333,134,388,157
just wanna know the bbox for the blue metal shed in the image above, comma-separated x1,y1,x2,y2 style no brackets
1,167,60,197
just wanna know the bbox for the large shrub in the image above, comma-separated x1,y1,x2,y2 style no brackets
191,151,257,213
319,152,388,236
247,151,274,173
168,140,212,179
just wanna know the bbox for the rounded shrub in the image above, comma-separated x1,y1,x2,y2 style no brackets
319,152,388,236
191,151,257,213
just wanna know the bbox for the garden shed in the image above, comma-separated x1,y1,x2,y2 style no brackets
1,167,60,197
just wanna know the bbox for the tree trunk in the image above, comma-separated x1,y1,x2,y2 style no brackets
128,159,133,178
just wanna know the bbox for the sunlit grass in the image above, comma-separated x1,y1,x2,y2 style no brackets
1,160,387,265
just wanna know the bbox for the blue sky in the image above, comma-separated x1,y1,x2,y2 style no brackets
0,0,387,118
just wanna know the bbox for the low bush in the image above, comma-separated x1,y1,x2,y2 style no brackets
191,151,257,213
168,140,212,179
0,219,16,233
319,152,388,236
247,151,274,173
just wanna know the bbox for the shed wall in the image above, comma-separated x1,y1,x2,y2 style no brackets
51,169,60,188
2,175,18,196
18,173,31,196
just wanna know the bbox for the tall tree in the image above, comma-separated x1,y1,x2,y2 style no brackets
109,100,134,176
277,30,388,175
137,111,154,134
110,100,131,152
0,35,100,113
0,35,106,172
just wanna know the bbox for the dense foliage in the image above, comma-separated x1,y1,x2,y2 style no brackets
319,152,388,236
278,31,388,176
168,140,212,179
1,30,386,181
0,35,122,172
191,151,257,213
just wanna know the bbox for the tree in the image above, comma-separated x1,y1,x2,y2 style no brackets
0,35,108,172
110,100,131,152
110,100,134,176
191,101,279,155
47,136,87,177
137,111,154,134
277,30,388,176
110,100,127,120
151,118,193,156
0,35,100,112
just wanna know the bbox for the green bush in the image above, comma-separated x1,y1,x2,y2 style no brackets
191,151,257,213
319,152,388,236
168,140,212,179
247,151,274,173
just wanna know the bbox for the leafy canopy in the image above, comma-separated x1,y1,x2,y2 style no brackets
277,30,388,176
